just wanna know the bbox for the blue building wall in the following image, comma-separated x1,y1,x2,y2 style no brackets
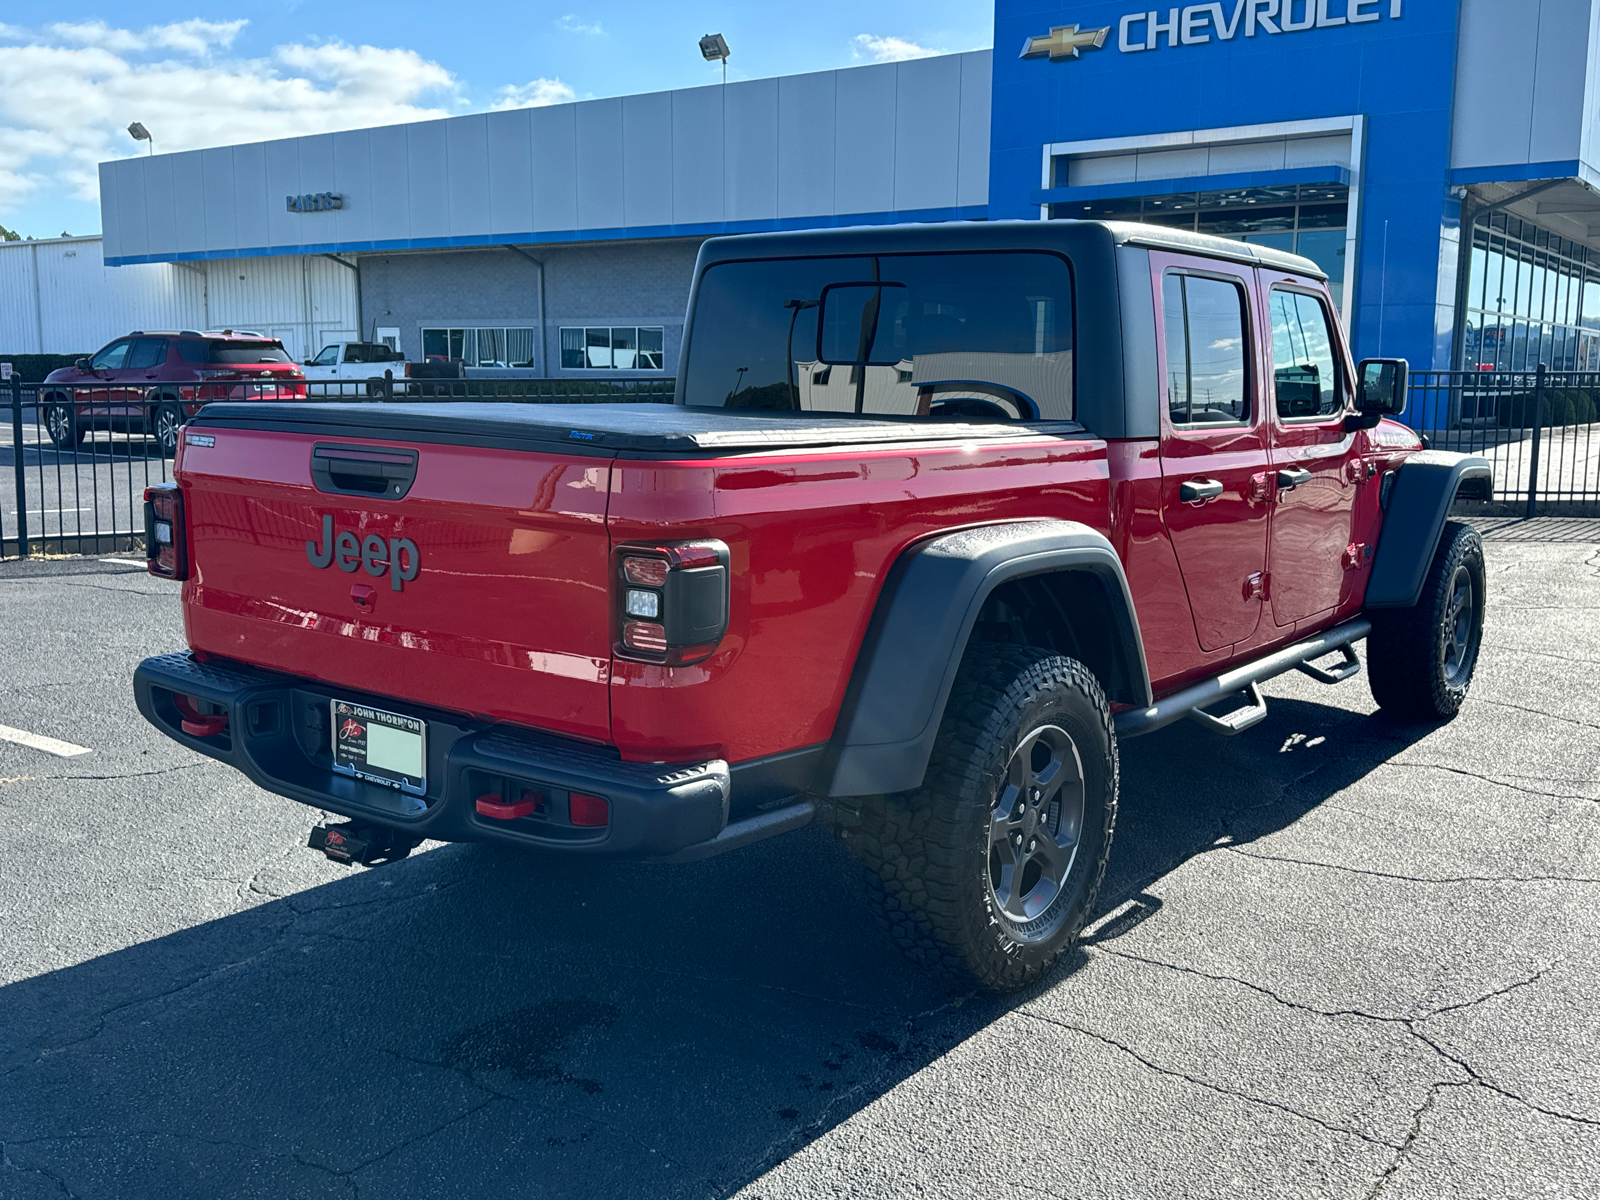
989,0,1464,369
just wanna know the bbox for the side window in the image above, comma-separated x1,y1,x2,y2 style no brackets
90,340,131,370
310,345,340,366
125,338,167,370
1163,273,1250,427
1270,289,1342,419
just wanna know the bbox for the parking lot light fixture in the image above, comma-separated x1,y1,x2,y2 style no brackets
127,122,153,156
699,33,730,84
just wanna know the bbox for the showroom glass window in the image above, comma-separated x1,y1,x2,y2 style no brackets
558,327,665,370
1459,213,1600,371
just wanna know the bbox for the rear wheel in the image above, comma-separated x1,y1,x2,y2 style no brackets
851,645,1118,992
1368,520,1485,720
44,399,83,449
152,402,184,458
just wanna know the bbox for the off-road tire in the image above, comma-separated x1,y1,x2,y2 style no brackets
1367,520,1485,720
850,645,1118,992
44,399,84,449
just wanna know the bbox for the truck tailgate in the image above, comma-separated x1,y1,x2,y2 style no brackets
177,427,614,743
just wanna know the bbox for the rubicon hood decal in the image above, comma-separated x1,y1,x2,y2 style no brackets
306,515,420,591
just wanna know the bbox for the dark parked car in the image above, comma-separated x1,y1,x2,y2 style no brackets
41,331,307,455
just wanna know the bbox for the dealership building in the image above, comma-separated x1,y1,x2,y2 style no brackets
4,0,1597,380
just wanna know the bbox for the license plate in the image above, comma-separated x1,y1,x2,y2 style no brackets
331,699,426,796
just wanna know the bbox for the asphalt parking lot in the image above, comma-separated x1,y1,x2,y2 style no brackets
1,526,1597,1199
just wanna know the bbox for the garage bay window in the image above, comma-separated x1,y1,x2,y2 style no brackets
421,328,538,368
560,327,665,370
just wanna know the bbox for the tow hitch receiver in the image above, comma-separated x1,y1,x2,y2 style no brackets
308,821,421,866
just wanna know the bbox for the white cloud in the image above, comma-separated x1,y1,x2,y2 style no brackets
490,77,577,110
555,15,605,35
0,21,464,214
49,19,248,57
850,34,942,62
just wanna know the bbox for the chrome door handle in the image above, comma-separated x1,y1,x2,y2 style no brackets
1276,468,1312,490
1179,478,1225,503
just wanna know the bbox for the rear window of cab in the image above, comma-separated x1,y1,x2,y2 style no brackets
684,251,1075,422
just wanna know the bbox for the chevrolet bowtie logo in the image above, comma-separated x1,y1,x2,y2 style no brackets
1020,24,1111,61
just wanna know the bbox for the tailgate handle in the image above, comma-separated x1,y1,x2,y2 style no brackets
311,444,418,499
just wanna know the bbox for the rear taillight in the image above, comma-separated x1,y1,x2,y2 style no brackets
145,483,188,579
614,540,730,666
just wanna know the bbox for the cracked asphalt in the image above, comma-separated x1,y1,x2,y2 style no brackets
1,527,1597,1199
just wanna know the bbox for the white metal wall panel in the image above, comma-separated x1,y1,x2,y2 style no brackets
201,148,238,253
532,104,579,232
777,70,837,218
406,121,450,240
264,138,302,249
331,129,374,246
487,109,536,236
170,151,207,256
834,64,897,216
894,55,962,212
367,125,411,243
233,142,270,251
0,242,41,352
725,77,778,222
672,86,724,227
957,51,991,208
576,99,626,231
97,161,123,260
1453,0,1592,170
447,115,493,237
623,92,674,228
143,156,179,261
96,51,994,262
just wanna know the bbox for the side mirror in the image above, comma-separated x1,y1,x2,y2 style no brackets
1345,358,1408,431
75,357,91,370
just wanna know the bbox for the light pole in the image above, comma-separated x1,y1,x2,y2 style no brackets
127,122,153,156
699,33,730,85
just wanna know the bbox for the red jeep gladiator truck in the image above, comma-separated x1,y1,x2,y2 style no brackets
135,221,1492,991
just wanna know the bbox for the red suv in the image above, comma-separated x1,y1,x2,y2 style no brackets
41,331,306,456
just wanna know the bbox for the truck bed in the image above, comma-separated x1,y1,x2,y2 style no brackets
190,401,1086,454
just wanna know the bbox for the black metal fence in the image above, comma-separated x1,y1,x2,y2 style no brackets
4,366,1593,561
0,376,673,560
1408,366,1600,515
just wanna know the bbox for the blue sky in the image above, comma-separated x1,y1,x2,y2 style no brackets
0,1,994,240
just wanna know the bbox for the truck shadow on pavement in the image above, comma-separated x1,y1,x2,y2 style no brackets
0,692,1427,1199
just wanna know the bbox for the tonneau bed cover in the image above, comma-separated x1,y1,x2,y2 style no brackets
188,401,1086,454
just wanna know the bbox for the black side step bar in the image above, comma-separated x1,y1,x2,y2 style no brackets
1114,619,1371,740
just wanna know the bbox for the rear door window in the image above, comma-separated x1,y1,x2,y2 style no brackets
684,252,1075,420
1162,273,1251,427
1269,289,1342,419
126,338,168,370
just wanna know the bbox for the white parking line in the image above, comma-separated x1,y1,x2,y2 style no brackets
0,724,91,758
98,558,145,568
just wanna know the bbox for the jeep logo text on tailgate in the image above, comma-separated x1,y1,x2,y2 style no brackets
306,515,420,591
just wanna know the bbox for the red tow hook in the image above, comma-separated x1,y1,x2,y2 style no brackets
476,792,541,820
173,693,228,737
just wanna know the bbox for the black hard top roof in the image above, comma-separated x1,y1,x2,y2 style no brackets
694,218,1326,281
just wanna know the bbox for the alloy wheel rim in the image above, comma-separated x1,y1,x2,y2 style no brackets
1441,565,1476,683
987,723,1086,936
47,408,70,441
156,409,180,451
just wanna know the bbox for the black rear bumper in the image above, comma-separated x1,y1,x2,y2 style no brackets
133,653,730,857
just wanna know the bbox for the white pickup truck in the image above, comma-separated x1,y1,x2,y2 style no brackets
302,342,407,388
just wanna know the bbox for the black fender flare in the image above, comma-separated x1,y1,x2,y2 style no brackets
822,519,1151,798
1366,450,1493,609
